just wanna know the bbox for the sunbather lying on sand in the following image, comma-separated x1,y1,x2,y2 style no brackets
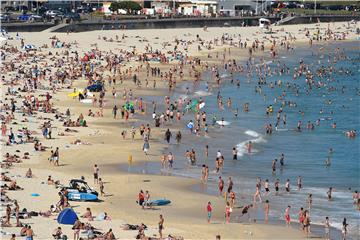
121,223,147,231
2,181,23,190
1,172,12,181
71,139,91,145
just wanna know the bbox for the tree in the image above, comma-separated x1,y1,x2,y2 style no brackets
110,1,142,13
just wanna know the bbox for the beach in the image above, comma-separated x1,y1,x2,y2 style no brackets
1,21,359,240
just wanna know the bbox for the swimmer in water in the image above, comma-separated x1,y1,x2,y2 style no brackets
247,141,252,154
327,187,332,200
274,179,280,195
297,176,302,190
272,159,277,173
325,157,331,166
285,179,290,193
234,108,238,118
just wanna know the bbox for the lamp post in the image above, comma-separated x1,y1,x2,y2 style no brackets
256,0,258,15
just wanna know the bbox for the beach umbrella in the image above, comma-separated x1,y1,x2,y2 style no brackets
124,102,134,110
187,121,194,129
68,90,83,97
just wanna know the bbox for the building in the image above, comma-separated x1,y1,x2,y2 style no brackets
1,0,79,12
177,0,217,16
217,0,271,16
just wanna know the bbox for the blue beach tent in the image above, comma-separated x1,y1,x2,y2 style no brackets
57,208,78,225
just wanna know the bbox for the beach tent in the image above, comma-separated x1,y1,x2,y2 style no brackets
57,208,78,225
23,44,36,51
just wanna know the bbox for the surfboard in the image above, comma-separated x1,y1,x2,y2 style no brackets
216,121,231,126
275,128,289,131
80,99,92,104
149,199,171,206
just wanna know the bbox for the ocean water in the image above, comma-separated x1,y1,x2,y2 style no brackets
126,41,360,237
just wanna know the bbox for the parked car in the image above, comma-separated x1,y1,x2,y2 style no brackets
33,6,48,15
0,13,11,22
18,14,32,21
15,5,28,13
76,6,93,14
29,14,44,22
3,6,15,12
63,12,80,22
45,10,64,18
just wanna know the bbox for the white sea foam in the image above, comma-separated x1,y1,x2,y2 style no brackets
245,130,260,138
220,73,229,78
216,120,231,126
194,90,211,97
178,94,188,100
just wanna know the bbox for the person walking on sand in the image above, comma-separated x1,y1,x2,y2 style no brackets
218,176,224,195
206,201,212,223
14,200,20,227
167,152,174,168
225,202,232,223
227,177,233,193
342,218,348,240
54,147,59,166
324,216,330,240
175,131,182,144
1,122,7,136
93,164,99,184
112,105,118,119
285,206,291,227
253,184,262,203
158,214,164,239
303,210,311,237
165,129,172,144
99,178,105,196
264,200,269,223
143,137,150,155
4,204,11,226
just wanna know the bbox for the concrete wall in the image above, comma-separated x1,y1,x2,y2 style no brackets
1,22,55,32
56,16,275,32
2,15,359,33
282,15,360,25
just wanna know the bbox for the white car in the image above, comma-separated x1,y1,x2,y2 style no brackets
45,10,63,17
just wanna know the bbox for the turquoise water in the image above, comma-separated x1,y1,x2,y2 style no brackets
127,41,360,236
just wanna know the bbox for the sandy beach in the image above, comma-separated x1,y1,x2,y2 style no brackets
1,21,359,240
